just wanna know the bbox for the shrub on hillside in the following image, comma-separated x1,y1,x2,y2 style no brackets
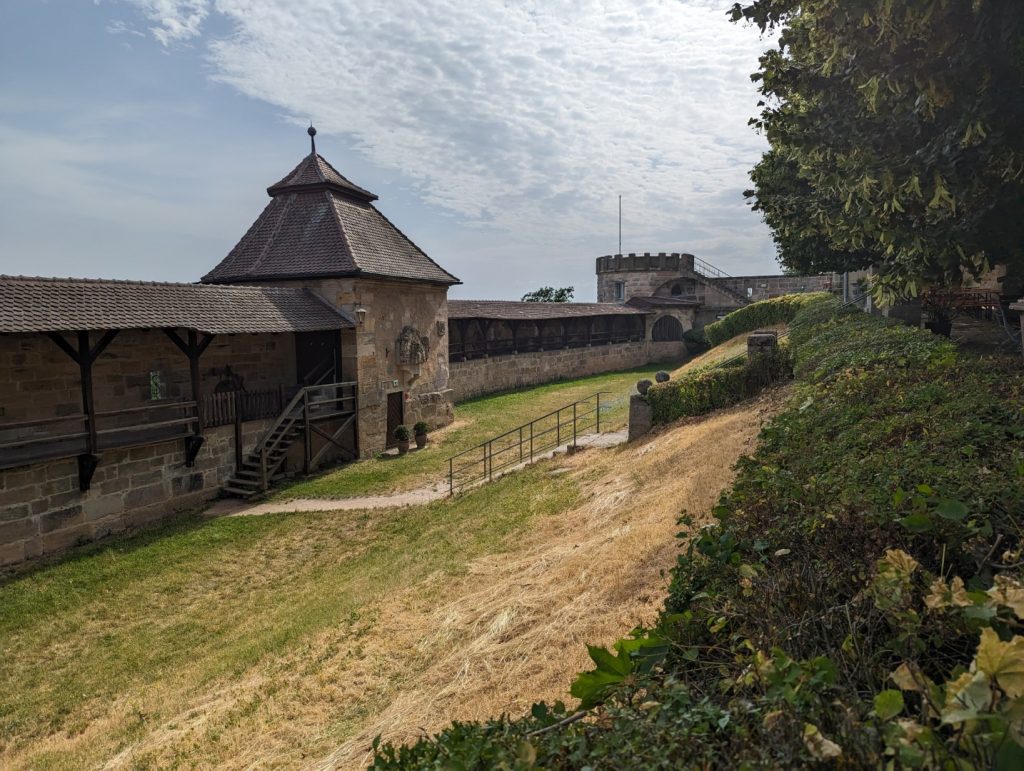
704,292,830,347
646,345,792,424
373,297,1024,769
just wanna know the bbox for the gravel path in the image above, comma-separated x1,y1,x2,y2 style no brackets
203,430,628,518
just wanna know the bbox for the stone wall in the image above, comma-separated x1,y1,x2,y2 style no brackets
293,277,455,455
712,274,835,303
0,418,272,569
0,330,296,425
448,340,686,402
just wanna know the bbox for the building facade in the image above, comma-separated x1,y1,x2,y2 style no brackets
0,129,460,567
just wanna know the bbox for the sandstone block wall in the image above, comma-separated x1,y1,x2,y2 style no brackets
0,418,272,569
298,277,455,455
0,330,295,426
713,274,835,303
448,340,686,403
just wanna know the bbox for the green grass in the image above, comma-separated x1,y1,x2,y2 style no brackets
0,464,580,769
272,362,681,500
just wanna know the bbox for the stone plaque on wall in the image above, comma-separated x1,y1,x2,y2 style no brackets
397,326,429,366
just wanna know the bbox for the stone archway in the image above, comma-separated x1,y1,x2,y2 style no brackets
652,315,684,342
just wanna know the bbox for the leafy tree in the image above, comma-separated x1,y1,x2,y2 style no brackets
733,0,1024,301
521,286,574,302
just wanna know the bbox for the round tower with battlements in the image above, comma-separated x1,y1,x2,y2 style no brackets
596,252,699,303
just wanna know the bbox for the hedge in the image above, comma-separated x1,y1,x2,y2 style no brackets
645,344,792,424
703,291,831,347
373,297,1024,769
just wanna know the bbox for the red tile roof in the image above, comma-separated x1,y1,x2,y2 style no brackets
203,152,460,286
267,153,378,201
0,276,354,335
448,300,648,321
625,296,700,310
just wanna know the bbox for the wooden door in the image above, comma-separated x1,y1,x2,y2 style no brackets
386,392,404,448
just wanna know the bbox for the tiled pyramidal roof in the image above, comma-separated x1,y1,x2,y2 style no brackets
203,151,460,286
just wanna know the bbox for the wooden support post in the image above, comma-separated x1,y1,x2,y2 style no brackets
45,329,119,491
586,318,594,346
78,331,98,454
302,390,312,475
233,390,243,471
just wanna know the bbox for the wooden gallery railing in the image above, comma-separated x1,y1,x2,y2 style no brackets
444,392,611,495
0,400,197,474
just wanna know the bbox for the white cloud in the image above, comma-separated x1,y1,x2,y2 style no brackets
123,0,209,45
115,0,779,276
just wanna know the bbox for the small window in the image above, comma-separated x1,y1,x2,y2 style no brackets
614,281,625,301
670,283,682,296
149,370,167,401
746,287,754,298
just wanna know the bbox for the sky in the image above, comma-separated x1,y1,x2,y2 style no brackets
0,0,780,301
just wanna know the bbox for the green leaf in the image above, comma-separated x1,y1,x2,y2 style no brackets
586,644,631,676
935,499,968,520
874,689,904,720
899,513,933,533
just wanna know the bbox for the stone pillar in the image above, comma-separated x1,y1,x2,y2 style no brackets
628,394,653,441
747,330,779,359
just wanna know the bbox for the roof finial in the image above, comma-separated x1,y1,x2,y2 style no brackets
308,123,317,155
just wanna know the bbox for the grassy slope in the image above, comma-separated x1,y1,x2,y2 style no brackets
0,466,578,769
0,375,780,770
671,323,787,378
372,297,1024,769
273,362,681,500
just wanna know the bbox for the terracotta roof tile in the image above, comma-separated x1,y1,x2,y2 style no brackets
448,300,649,321
203,152,459,286
0,276,354,335
625,296,700,310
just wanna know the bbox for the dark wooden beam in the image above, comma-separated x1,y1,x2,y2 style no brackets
89,330,119,361
77,331,98,454
45,332,81,364
187,330,203,433
162,328,215,434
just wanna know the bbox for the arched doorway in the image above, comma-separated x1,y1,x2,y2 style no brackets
652,315,684,342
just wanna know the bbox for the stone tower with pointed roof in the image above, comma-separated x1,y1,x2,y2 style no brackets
203,127,460,454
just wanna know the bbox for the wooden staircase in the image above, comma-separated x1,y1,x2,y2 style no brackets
221,380,358,499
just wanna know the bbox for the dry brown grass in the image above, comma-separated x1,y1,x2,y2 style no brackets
1,388,788,770
317,386,789,769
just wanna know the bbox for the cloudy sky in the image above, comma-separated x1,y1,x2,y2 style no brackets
0,0,778,300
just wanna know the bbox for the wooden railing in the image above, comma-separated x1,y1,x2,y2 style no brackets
0,400,196,470
202,387,286,428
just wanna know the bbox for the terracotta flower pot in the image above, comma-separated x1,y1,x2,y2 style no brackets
415,433,427,449
397,439,410,455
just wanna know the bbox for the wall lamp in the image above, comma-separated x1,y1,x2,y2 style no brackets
355,307,367,325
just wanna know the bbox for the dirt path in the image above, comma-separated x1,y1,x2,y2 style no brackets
314,389,788,769
203,430,629,518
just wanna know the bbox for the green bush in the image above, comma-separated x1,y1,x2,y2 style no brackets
373,297,1024,769
646,345,792,424
703,292,831,347
413,421,429,436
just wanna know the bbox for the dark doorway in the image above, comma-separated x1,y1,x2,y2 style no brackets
386,392,404,448
295,331,341,385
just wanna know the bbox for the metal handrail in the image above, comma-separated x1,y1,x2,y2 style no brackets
445,392,613,495
692,256,732,280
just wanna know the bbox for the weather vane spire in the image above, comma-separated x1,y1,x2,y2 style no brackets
308,123,317,155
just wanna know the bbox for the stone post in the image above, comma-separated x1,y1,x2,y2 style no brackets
628,394,653,441
747,330,779,359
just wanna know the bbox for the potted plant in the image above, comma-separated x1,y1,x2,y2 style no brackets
413,421,429,449
394,424,411,455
